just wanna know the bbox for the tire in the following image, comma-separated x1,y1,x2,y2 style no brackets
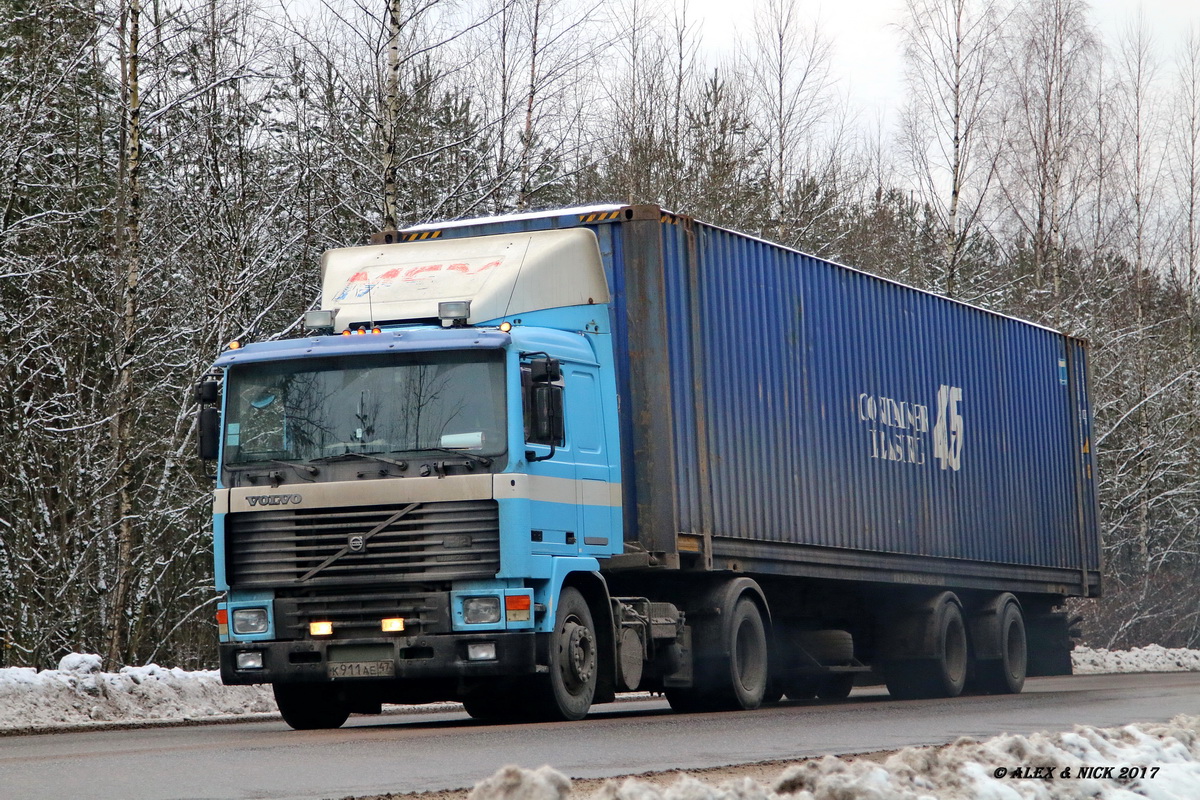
974,600,1027,694
273,683,350,730
816,673,856,699
719,597,769,710
884,596,968,700
534,587,597,721
667,592,769,713
793,630,854,664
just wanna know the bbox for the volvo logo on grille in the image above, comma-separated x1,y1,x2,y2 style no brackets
347,534,366,553
246,494,303,507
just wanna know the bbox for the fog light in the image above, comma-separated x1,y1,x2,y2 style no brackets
381,617,405,633
467,642,497,661
236,651,264,670
232,607,269,635
309,621,333,636
463,596,501,624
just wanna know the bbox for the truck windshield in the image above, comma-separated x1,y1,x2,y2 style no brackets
222,351,506,466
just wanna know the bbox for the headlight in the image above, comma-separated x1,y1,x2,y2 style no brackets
232,607,269,635
236,651,264,670
463,596,501,624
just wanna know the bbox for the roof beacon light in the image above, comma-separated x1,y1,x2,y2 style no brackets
439,301,471,328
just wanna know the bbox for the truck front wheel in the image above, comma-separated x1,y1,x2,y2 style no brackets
273,683,350,730
536,587,597,721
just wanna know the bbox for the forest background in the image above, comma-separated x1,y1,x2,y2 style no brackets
2,0,1199,669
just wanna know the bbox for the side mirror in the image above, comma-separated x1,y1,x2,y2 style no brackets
529,357,561,383
195,379,219,404
198,407,220,461
531,384,564,445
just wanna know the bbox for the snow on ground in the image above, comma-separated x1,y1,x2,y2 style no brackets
1072,645,1200,675
0,653,276,732
0,645,1197,733
469,715,1200,799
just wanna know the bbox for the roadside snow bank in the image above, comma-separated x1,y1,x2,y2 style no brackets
1072,645,1200,674
2,645,1198,732
471,716,1200,800
0,653,274,731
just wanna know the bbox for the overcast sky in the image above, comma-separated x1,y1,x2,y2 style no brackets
684,0,1200,126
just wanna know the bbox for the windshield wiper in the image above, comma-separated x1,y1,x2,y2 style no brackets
397,447,494,468
310,451,412,469
225,459,318,479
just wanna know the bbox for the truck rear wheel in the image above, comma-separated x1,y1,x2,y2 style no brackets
666,591,769,713
974,598,1027,694
722,597,769,709
884,595,968,700
535,587,597,721
273,683,350,730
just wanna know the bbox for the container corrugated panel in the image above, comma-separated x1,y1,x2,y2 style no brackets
661,218,1099,581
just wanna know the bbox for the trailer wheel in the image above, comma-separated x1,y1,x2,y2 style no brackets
974,599,1027,694
535,587,597,721
884,595,968,699
273,683,350,730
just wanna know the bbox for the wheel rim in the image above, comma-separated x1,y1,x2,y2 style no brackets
1005,611,1027,681
559,617,595,693
733,617,767,692
945,613,967,685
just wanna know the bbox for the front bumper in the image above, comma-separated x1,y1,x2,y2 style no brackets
220,631,537,685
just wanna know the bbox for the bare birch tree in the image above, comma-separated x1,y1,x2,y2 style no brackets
898,0,1003,297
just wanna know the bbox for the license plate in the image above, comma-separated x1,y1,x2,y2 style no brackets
328,660,395,679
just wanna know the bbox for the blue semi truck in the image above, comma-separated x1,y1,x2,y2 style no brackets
197,204,1101,728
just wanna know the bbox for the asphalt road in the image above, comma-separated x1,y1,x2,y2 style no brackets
4,672,1200,800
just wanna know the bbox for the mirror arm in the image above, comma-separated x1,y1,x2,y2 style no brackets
525,444,556,463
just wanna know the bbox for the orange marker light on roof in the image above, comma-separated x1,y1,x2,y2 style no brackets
228,341,241,350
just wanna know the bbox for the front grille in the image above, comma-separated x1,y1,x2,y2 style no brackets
274,588,450,638
226,500,500,588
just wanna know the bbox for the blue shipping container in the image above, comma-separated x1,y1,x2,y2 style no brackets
410,205,1101,599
